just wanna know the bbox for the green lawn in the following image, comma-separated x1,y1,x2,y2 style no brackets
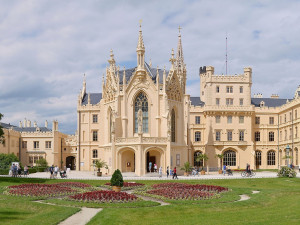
0,177,300,225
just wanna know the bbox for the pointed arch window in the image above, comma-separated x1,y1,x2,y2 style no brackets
134,92,148,133
171,109,176,142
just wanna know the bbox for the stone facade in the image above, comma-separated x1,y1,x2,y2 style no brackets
0,120,77,169
77,26,300,175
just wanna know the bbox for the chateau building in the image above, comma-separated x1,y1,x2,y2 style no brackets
77,25,300,175
1,26,300,175
0,119,77,169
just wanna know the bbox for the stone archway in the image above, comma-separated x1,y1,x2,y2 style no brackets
66,156,76,170
118,148,135,173
145,148,163,173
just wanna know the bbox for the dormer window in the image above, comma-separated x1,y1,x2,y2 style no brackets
260,101,265,107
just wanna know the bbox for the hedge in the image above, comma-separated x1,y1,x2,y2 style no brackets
0,169,10,175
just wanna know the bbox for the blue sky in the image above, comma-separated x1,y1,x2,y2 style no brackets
0,0,300,134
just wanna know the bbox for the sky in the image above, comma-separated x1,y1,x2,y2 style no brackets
0,0,300,134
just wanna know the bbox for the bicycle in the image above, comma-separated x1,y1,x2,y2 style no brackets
241,170,256,177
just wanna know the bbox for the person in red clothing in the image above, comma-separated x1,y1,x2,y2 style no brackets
172,167,178,179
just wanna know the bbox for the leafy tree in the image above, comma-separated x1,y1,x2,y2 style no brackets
110,169,124,187
0,153,19,169
0,113,5,145
35,158,48,167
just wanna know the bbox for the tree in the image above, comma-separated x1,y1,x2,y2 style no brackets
215,154,224,170
110,169,124,187
181,161,192,173
0,153,19,169
196,153,209,172
0,113,5,145
35,158,48,167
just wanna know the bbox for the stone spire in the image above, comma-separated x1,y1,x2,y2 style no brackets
108,49,116,73
176,26,185,73
169,48,176,70
136,21,145,70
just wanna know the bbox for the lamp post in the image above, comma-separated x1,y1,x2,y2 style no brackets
286,145,290,167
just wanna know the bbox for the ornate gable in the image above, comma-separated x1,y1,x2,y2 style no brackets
166,70,182,102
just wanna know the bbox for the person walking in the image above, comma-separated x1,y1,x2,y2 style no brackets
149,161,152,173
154,163,157,173
172,167,178,179
223,164,227,175
49,165,54,179
159,166,162,178
166,166,169,178
24,165,28,176
54,166,59,178
13,164,17,177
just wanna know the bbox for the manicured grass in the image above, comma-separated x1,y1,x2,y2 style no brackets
1,177,300,225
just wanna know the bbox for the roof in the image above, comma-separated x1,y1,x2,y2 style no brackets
251,98,292,107
0,122,51,132
118,62,166,84
190,97,205,106
82,93,102,105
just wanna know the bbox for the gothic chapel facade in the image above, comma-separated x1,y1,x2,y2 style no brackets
77,25,190,175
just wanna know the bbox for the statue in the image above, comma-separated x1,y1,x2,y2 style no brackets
138,107,143,133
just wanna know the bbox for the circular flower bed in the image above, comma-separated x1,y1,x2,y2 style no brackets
146,183,228,200
69,190,138,203
6,182,92,198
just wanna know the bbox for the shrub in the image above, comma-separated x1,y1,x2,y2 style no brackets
110,169,124,187
0,153,19,169
278,166,296,178
28,168,37,174
0,169,10,175
35,158,48,168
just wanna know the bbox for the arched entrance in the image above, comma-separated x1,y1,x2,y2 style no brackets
194,151,203,167
66,156,75,170
146,148,162,172
255,151,261,169
119,149,135,173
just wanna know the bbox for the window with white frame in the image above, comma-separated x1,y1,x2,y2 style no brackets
227,116,232,123
216,130,221,141
239,116,244,123
239,98,244,106
22,141,27,149
267,151,276,165
93,131,98,141
227,130,233,141
226,86,233,93
216,98,220,105
223,150,236,166
176,154,180,166
239,130,244,141
255,132,260,141
240,86,243,93
195,116,200,124
255,117,260,124
255,151,261,166
195,132,201,142
269,117,274,125
34,141,39,149
93,114,98,123
92,149,98,158
216,115,221,123
226,98,233,105
45,141,51,148
269,132,275,142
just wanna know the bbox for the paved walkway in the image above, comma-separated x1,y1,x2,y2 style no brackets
2,170,297,180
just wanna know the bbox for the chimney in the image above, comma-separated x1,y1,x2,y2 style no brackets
27,120,31,127
254,93,263,98
23,118,27,127
45,120,48,128
52,120,58,131
271,94,279,99
33,121,37,128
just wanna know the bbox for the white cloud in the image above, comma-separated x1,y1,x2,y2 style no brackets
0,0,300,133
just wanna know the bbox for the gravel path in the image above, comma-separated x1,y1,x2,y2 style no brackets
59,207,102,225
